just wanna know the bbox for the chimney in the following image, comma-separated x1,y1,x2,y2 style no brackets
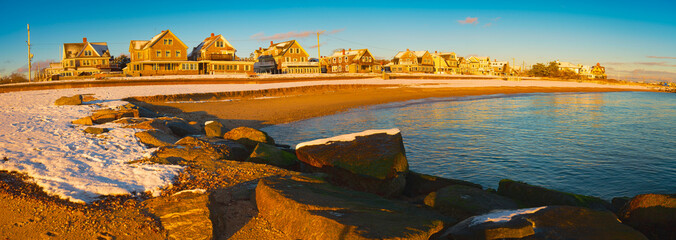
83,37,87,43
435,51,437,54
270,41,274,46
259,47,262,51
342,49,345,55
348,48,351,51
406,48,409,51
211,33,215,37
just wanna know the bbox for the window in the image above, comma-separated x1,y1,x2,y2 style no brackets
216,41,223,47
301,57,305,62
285,57,290,62
156,51,161,57
344,56,348,62
333,58,336,63
166,51,170,57
245,65,250,71
137,52,141,59
339,57,342,63
84,50,92,56
338,65,342,71
164,39,173,45
293,58,297,62
152,64,158,70
227,65,234,71
167,63,174,70
297,49,300,54
176,51,181,57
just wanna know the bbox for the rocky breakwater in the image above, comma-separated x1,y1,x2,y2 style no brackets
58,95,673,240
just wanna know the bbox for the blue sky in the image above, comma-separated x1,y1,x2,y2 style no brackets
1,0,675,81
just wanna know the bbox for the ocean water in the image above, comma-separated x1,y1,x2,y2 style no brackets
261,91,676,199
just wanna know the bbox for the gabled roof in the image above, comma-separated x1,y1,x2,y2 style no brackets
329,49,370,59
393,51,407,59
413,51,428,57
189,34,235,59
143,30,188,50
130,40,150,50
63,41,109,59
258,40,303,57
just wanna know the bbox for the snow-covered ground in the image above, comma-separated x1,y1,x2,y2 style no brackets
0,78,653,203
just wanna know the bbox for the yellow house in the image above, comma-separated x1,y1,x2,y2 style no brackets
189,33,253,74
44,38,113,78
466,56,492,75
390,49,434,73
254,40,319,74
126,30,198,76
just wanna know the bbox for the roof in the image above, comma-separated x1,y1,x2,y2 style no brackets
413,51,428,57
130,40,150,50
258,40,299,57
329,49,369,58
393,51,407,59
188,34,235,59
63,41,110,59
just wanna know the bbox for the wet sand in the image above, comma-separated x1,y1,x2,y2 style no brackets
139,84,653,130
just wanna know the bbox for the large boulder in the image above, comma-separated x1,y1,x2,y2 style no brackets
618,194,676,240
54,95,83,106
143,136,249,167
143,190,212,240
442,206,647,240
91,108,139,124
222,126,275,149
166,119,200,137
424,185,518,221
498,179,611,210
117,102,157,118
256,175,449,240
134,130,178,148
295,129,408,197
404,171,482,197
247,143,299,168
205,121,225,138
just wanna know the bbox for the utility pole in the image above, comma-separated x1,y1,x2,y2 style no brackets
317,31,324,73
27,24,33,82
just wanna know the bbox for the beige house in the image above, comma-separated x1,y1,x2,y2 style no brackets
390,49,434,73
189,33,253,74
126,30,198,76
254,40,319,74
44,38,114,78
323,48,376,73
432,51,460,74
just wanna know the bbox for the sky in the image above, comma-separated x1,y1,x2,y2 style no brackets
1,0,675,82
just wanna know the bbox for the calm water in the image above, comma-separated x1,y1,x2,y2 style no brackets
262,91,676,199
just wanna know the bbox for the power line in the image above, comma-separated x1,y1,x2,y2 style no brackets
322,34,398,52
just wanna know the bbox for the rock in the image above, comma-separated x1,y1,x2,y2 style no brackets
404,171,482,197
91,108,139,124
112,117,149,125
124,118,173,133
144,136,248,167
256,175,449,240
134,130,178,148
205,121,225,138
166,119,200,137
612,196,631,213
618,194,676,240
424,185,518,221
295,129,408,197
497,179,611,210
205,138,250,161
222,126,274,149
83,127,108,135
54,95,83,106
143,190,212,240
117,103,157,118
71,116,93,125
442,206,648,240
247,143,299,168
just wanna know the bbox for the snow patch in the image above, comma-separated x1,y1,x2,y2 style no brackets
296,128,400,149
469,206,547,227
172,189,207,196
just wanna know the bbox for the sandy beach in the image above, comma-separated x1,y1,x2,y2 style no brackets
133,79,656,129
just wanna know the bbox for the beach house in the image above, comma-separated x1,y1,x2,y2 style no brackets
126,30,198,76
44,38,114,78
390,49,434,73
432,51,460,74
323,48,376,73
188,33,253,74
253,40,319,74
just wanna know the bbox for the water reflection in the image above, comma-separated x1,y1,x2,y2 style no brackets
263,92,676,199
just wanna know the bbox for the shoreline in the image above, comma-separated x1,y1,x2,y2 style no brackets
136,84,656,130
